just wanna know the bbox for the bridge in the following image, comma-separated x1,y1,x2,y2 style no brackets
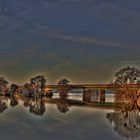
46,84,140,90
44,84,140,104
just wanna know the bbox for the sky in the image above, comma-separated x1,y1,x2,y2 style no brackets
0,0,140,84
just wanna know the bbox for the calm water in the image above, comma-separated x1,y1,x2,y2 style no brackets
0,95,139,140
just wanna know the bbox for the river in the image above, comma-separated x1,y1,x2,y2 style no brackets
0,94,139,140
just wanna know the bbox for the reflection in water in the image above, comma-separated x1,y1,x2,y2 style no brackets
107,89,140,139
108,66,140,139
1,87,140,139
29,97,46,116
0,95,19,112
107,110,140,139
10,95,19,107
0,92,72,116
0,96,8,113
23,95,70,115
23,96,46,116
56,97,70,113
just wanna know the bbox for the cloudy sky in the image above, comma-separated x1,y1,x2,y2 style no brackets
0,0,139,84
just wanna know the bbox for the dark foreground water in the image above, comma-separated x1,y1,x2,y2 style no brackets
0,97,139,140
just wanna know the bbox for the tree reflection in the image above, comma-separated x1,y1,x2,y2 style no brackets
23,96,46,116
107,89,140,139
107,108,140,139
23,97,31,107
0,96,8,113
0,95,19,113
10,95,19,107
56,96,70,113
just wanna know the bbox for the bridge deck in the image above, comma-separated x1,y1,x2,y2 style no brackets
46,84,140,89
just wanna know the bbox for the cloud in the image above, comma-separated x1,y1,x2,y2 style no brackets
0,1,52,32
41,31,134,49
0,0,81,32
58,35,123,48
1,0,139,50
47,60,71,73
19,19,139,51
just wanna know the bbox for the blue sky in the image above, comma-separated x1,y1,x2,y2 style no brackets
0,0,140,84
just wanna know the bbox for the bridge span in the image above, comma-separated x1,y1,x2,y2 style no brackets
45,84,140,103
46,84,140,90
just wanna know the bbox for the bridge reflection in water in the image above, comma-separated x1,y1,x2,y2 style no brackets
0,89,116,116
0,88,140,139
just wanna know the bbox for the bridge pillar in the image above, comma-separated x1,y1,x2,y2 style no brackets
90,89,99,102
82,88,92,103
99,89,106,103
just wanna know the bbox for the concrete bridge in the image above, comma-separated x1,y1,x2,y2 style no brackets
45,84,140,104
46,84,140,90
46,84,112,89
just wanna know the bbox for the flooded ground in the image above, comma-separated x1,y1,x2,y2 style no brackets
0,94,139,140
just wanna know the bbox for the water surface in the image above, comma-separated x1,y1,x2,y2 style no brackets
0,96,138,140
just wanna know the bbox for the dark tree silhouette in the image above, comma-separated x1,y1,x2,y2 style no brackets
114,66,140,84
24,83,34,97
0,77,9,95
58,78,70,85
10,84,19,96
113,66,140,111
57,78,70,98
24,75,46,96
